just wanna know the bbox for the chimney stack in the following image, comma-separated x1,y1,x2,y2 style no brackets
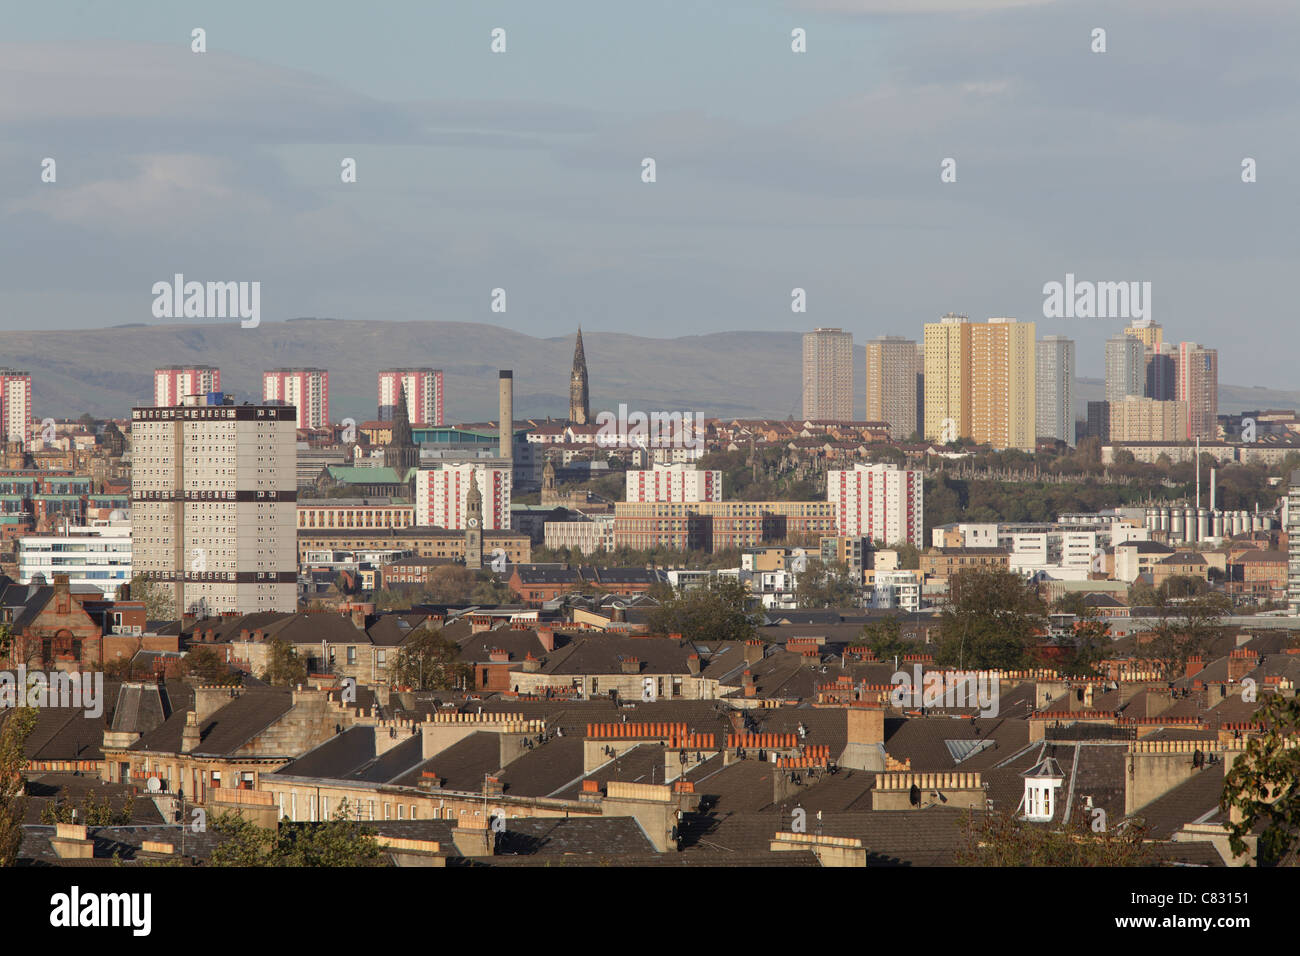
499,371,513,461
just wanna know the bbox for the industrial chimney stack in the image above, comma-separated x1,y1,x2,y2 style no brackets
499,370,514,461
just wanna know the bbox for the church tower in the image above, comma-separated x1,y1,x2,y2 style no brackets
464,470,484,570
384,385,420,476
569,328,590,425
540,453,559,507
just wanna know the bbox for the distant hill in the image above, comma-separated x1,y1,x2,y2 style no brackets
1076,379,1299,417
4,318,1293,423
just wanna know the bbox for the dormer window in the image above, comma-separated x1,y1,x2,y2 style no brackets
1020,753,1065,822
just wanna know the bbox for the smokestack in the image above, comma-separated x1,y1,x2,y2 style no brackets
1210,468,1216,513
499,370,513,460
1195,436,1200,509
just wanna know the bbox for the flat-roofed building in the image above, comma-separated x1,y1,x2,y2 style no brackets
131,395,298,615
613,500,836,553
1109,397,1188,443
802,328,854,422
864,336,920,440
297,497,415,531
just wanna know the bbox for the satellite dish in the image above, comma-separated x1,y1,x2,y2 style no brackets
146,777,161,793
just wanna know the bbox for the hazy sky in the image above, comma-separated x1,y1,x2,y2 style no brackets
1,0,1296,385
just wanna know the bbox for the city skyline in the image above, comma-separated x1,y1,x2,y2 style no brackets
2,0,1297,393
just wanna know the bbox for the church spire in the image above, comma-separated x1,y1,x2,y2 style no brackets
384,386,419,474
569,327,590,425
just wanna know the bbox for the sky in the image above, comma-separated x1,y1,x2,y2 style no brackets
1,0,1297,385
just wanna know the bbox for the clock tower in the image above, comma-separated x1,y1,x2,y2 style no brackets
464,470,484,570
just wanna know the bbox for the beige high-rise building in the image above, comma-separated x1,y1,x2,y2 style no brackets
802,328,854,421
972,318,1036,451
131,395,299,616
923,313,973,444
1109,397,1188,443
923,315,1035,451
1124,318,1163,352
864,336,920,440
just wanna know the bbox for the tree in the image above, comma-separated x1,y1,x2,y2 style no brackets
0,707,37,867
935,568,1046,670
860,616,909,665
1054,600,1112,677
208,802,388,867
1127,581,1158,608
646,578,758,645
1136,590,1231,677
261,639,308,687
886,542,920,570
184,646,241,684
1221,693,1300,867
41,789,136,826
1160,574,1209,599
795,559,859,609
78,412,97,431
957,806,1156,866
645,580,675,603
388,626,471,691
424,565,476,603
469,575,514,605
127,574,177,622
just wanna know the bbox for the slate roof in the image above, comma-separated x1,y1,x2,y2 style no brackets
390,732,501,792
1132,765,1227,840
883,715,1031,773
530,635,698,676
22,773,165,826
679,807,974,865
108,682,171,736
129,685,295,757
19,824,231,865
490,817,658,857
496,736,588,798
6,690,120,762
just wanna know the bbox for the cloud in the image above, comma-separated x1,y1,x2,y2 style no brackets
0,42,606,147
7,154,280,233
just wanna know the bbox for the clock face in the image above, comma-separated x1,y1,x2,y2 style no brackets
467,518,479,528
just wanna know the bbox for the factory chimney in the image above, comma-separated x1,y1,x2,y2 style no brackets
499,370,514,461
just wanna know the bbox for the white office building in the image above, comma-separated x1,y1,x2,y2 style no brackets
872,569,920,613
17,524,133,598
